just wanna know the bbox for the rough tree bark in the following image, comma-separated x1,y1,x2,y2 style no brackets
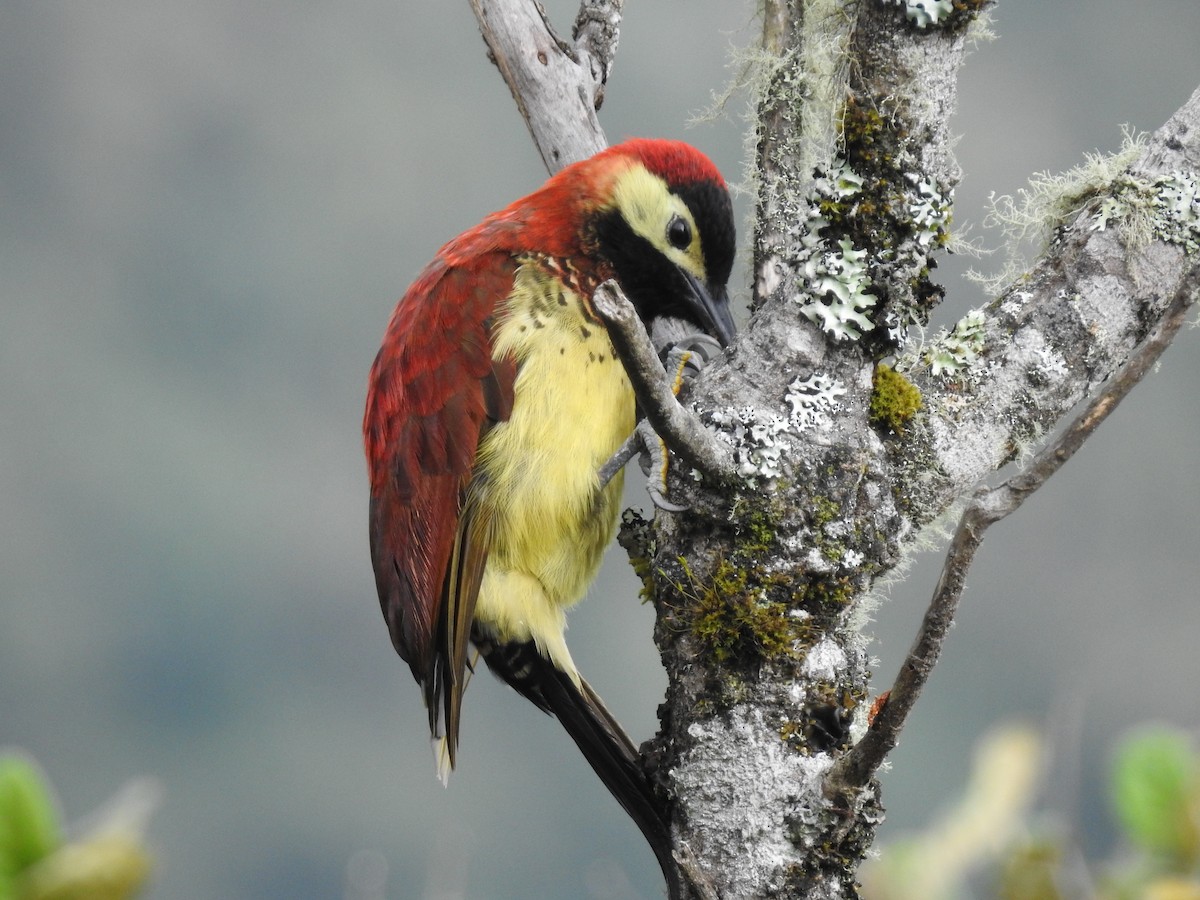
470,1,1200,897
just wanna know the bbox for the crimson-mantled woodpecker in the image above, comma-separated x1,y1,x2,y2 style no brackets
363,139,735,897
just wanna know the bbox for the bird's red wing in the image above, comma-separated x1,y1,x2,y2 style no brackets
364,251,516,745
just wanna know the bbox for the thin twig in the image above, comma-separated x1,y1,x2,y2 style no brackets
828,266,1200,796
675,843,720,900
592,281,737,485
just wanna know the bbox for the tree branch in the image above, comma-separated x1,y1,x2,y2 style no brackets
892,85,1200,523
469,0,618,172
829,265,1200,797
571,0,623,110
591,281,737,484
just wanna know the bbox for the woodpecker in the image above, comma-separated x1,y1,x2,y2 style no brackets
363,139,735,896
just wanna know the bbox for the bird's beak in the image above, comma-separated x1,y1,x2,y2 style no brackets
679,269,737,347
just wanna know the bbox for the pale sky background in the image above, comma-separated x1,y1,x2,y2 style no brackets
2,3,1198,898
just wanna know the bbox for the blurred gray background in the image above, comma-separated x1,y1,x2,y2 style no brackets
2,2,1198,898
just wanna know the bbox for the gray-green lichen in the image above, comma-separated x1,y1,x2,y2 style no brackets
924,308,987,377
1090,169,1200,254
703,373,848,487
881,0,992,31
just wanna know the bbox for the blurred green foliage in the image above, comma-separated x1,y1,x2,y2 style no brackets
0,752,154,900
863,724,1200,900
1112,728,1200,869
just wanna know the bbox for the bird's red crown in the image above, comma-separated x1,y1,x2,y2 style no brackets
602,137,727,192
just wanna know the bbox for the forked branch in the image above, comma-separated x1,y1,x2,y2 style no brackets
828,266,1200,797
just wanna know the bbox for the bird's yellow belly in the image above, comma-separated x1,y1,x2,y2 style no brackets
472,265,634,669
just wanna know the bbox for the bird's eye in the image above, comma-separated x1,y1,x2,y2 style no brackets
666,216,692,250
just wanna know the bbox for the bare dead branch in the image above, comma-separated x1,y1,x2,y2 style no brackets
572,0,623,110
469,0,618,172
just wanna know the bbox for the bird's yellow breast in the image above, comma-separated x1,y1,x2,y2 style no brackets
471,261,634,665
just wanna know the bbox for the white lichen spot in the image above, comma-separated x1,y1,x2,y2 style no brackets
829,162,864,198
842,548,865,569
908,176,953,247
803,545,834,575
1089,195,1129,232
802,637,847,680
998,290,1033,320
1153,170,1200,252
925,308,987,377
707,374,848,486
1034,349,1068,381
788,679,807,705
883,0,953,28
707,406,792,486
800,239,878,341
785,373,847,430
670,705,834,897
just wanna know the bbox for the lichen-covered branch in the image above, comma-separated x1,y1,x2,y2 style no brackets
829,265,1199,797
893,86,1200,525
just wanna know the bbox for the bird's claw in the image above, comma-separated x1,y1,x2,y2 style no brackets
636,419,690,511
598,328,723,506
633,334,722,509
660,333,723,393
598,431,641,489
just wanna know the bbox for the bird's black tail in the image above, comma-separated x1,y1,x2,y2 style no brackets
475,634,683,900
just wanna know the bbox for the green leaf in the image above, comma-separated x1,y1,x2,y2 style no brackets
0,754,62,876
1112,728,1200,864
